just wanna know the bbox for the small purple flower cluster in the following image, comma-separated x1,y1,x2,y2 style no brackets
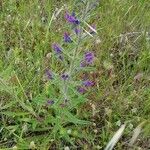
77,87,86,94
64,32,72,43
52,43,62,54
77,80,95,94
85,52,95,64
80,52,95,67
52,43,63,60
65,12,80,25
83,80,94,87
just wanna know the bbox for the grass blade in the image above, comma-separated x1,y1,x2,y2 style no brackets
104,124,126,150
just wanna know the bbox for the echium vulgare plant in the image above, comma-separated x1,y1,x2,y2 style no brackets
38,0,99,146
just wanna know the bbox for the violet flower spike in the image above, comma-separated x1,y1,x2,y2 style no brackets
64,32,72,43
52,43,62,54
85,52,94,64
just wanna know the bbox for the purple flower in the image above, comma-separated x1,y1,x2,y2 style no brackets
47,100,54,105
45,69,53,79
52,43,62,54
64,32,72,43
80,52,94,68
61,73,69,80
84,52,94,64
74,28,80,35
83,80,94,87
52,43,64,61
65,12,80,25
77,87,86,94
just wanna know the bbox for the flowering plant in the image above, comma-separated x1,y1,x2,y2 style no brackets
33,0,99,145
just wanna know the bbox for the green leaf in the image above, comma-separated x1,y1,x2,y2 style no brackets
64,110,91,125
1,111,29,117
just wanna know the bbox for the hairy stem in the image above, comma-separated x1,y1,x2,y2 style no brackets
62,2,90,102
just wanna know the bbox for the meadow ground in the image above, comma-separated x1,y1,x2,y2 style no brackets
0,0,150,149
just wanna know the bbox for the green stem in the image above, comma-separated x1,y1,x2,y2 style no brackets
63,1,90,102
